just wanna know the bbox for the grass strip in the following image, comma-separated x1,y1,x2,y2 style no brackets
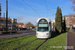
0,35,36,50
19,39,45,50
38,32,67,50
0,35,34,45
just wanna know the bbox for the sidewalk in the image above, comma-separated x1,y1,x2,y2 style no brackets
67,32,75,50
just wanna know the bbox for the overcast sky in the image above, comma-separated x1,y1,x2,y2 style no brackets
0,0,75,25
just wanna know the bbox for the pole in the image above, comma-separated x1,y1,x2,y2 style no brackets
3,13,5,31
6,0,8,33
0,3,1,17
3,13,5,24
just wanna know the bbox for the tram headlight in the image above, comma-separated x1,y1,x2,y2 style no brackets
46,33,49,35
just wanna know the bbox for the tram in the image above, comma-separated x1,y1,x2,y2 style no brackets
36,18,51,39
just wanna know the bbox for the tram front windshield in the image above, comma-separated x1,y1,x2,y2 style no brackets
37,27,49,32
37,21,49,32
37,19,49,32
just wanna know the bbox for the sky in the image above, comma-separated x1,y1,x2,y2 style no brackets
0,0,75,25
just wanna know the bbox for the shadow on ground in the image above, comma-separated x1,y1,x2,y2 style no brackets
49,31,66,39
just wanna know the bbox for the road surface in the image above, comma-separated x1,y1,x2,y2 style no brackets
0,30,36,39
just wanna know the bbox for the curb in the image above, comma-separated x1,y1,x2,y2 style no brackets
64,32,68,50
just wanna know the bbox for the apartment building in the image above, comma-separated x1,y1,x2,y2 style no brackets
51,14,75,30
0,17,17,31
0,17,11,30
65,15,75,28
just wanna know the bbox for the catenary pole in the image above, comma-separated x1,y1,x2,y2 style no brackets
6,0,8,33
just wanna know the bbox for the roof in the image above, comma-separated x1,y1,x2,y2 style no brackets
17,23,24,25
64,14,75,17
0,17,10,20
37,18,51,23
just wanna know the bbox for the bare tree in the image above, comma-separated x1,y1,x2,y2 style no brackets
70,0,75,11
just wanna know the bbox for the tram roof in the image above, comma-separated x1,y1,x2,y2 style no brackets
37,18,51,22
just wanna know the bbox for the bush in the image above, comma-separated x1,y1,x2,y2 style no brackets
66,27,70,31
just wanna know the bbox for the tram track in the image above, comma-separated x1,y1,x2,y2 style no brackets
16,39,48,50
36,39,48,50
16,39,38,50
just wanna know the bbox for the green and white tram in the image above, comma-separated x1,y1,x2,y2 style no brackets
36,18,51,39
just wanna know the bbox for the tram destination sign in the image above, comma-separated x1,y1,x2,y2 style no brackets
39,24,48,27
39,19,48,24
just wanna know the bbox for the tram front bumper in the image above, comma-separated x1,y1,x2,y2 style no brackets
36,32,50,38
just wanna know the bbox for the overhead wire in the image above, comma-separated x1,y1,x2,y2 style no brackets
22,0,57,17
44,0,48,17
23,0,40,17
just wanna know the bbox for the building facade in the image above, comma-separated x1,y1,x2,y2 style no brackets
0,17,17,31
51,20,55,31
16,23,25,28
0,17,11,30
65,15,75,28
51,15,75,31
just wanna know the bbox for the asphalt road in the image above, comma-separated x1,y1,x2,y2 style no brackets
0,30,36,39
